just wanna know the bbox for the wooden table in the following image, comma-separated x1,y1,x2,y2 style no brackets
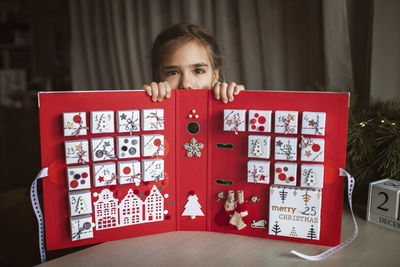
37,205,400,267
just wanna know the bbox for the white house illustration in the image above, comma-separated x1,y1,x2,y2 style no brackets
94,185,164,230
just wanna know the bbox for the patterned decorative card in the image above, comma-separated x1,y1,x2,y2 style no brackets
247,160,270,184
63,112,87,136
64,140,89,165
116,135,140,159
117,110,140,133
299,137,325,162
91,137,116,162
275,111,298,134
269,185,322,240
248,135,271,159
142,109,164,131
248,110,272,132
301,111,326,136
90,110,114,134
66,165,91,191
274,137,297,161
223,109,246,133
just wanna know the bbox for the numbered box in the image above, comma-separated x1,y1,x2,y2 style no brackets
65,140,89,165
117,160,141,185
70,214,94,241
300,164,324,189
67,165,91,191
117,110,140,133
275,111,298,134
63,112,87,136
142,109,164,131
248,110,272,132
301,111,326,136
142,159,164,182
299,137,325,162
248,135,271,159
91,137,116,162
247,160,270,184
68,190,93,216
369,179,400,219
91,110,114,134
92,162,117,187
223,109,246,133
274,162,297,186
274,137,297,161
117,135,140,159
142,134,164,157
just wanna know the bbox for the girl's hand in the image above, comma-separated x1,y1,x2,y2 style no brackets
142,82,172,102
213,82,245,103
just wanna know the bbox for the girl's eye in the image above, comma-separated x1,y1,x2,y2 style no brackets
166,70,179,76
194,68,206,74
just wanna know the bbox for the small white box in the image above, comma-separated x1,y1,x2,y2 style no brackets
299,137,325,162
247,160,270,184
248,110,272,132
274,137,298,161
223,109,246,133
300,164,324,189
142,159,164,182
301,111,326,136
63,112,87,136
142,134,164,157
274,162,297,186
117,160,141,185
91,137,116,162
92,162,117,187
67,165,91,191
248,135,271,159
117,110,140,133
116,135,140,159
68,190,93,216
142,109,165,131
65,140,90,165
70,214,94,241
275,111,298,134
90,110,115,134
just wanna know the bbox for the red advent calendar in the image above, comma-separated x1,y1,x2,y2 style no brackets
38,89,349,251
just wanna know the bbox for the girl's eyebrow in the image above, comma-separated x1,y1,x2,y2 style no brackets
161,63,209,71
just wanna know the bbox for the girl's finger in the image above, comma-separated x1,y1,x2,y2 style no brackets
227,82,237,102
142,84,152,96
213,82,221,100
165,82,172,99
234,84,245,95
158,82,166,102
220,82,228,104
150,82,159,102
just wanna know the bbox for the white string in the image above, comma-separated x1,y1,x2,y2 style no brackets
30,167,48,263
290,168,358,261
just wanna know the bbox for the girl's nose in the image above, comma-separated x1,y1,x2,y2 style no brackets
180,74,192,89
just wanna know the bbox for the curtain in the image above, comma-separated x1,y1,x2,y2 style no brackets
70,0,371,95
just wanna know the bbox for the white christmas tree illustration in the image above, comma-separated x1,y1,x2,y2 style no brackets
181,194,204,219
305,169,316,186
252,139,263,156
75,196,86,214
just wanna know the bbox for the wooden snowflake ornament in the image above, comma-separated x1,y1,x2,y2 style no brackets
183,138,204,157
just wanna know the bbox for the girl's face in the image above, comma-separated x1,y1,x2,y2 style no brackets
159,41,219,89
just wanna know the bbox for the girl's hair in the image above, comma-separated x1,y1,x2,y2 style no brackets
151,24,224,82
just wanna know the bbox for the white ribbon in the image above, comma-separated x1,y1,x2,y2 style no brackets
291,168,358,261
30,167,49,263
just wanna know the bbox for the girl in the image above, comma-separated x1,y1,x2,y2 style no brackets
142,24,245,103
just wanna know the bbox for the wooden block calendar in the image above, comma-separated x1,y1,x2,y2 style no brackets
38,89,349,250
